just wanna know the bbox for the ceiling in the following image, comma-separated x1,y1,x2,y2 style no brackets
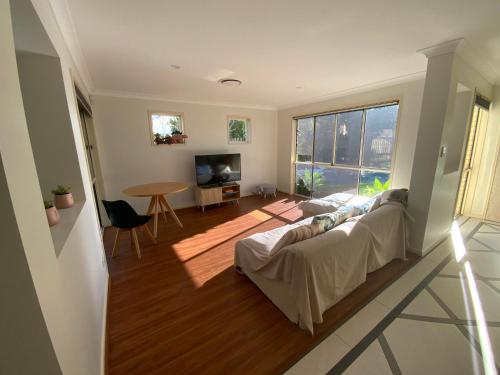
64,0,500,109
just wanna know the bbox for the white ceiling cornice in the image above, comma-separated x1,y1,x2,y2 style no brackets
47,0,94,93
417,38,464,58
92,89,278,111
457,39,500,86
417,38,500,85
277,71,426,111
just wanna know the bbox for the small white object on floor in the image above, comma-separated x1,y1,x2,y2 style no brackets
256,183,277,199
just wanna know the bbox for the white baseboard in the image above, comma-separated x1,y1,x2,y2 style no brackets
100,274,109,375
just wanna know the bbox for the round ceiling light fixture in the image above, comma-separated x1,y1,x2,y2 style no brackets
219,78,242,86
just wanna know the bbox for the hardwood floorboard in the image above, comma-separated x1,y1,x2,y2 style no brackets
104,193,418,375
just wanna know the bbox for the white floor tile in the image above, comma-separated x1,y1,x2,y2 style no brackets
424,239,453,265
284,333,350,375
335,300,390,347
467,238,494,251
490,281,500,290
402,289,449,318
474,232,500,251
440,252,500,279
465,325,500,368
429,277,500,322
343,340,392,375
385,318,483,375
477,224,500,234
375,258,436,309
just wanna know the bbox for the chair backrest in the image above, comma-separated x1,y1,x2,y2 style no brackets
102,200,140,228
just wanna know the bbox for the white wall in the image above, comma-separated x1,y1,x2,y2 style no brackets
1,1,108,374
91,94,277,212
15,51,85,202
408,47,493,254
276,79,425,193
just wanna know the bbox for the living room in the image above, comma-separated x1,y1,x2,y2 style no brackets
2,1,500,375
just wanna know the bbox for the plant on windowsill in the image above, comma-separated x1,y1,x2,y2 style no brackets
359,177,391,197
52,185,74,209
153,130,188,145
45,200,60,226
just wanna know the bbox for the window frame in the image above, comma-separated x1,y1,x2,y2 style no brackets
148,110,185,146
292,101,400,198
227,116,251,144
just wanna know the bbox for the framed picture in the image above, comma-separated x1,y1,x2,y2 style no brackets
228,116,251,144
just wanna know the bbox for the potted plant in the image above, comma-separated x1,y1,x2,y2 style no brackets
52,185,74,209
171,130,188,144
45,200,60,226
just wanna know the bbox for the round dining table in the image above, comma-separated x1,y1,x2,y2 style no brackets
123,182,189,238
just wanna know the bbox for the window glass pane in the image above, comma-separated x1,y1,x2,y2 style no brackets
362,105,398,169
312,166,359,198
296,118,314,162
313,114,335,163
359,171,391,197
295,164,313,196
151,113,184,145
334,110,363,165
152,114,182,135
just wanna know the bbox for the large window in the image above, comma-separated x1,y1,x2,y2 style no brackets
294,103,398,198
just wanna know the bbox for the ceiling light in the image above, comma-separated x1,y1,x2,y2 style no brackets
170,64,181,69
295,86,303,89
219,78,242,86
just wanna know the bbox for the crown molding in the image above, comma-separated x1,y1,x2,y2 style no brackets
277,71,426,111
457,39,500,86
417,38,500,85
46,0,94,92
91,89,278,111
417,38,464,58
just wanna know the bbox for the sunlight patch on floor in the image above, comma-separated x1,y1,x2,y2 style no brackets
464,261,496,374
172,209,278,262
248,209,273,221
452,220,467,261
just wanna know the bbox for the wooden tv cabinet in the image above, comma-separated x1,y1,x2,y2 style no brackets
194,183,240,212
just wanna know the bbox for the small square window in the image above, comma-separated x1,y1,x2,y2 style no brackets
228,117,250,144
149,111,185,145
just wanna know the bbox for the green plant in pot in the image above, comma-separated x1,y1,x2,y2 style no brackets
52,185,74,209
44,200,60,226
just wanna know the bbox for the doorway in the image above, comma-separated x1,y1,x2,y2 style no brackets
455,95,491,218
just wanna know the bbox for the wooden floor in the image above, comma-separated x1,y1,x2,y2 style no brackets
104,193,418,375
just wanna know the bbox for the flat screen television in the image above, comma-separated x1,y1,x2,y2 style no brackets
195,153,241,186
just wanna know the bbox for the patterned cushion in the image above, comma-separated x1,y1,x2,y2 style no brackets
271,223,324,253
381,188,409,207
312,205,359,232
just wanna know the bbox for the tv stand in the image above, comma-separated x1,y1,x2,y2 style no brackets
195,183,240,212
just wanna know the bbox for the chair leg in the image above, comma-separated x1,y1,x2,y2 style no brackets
112,228,121,257
143,224,157,244
131,228,141,259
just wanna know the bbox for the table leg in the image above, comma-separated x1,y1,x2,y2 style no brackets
146,196,156,215
153,195,159,238
159,197,168,225
160,195,183,228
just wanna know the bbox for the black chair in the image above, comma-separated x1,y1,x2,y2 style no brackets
102,200,156,259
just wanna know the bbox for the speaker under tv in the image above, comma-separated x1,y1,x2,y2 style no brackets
195,153,241,187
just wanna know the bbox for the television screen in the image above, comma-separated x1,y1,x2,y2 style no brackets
195,153,241,186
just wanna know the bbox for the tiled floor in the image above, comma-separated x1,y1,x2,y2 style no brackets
286,217,500,375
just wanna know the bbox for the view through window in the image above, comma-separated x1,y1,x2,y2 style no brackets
295,103,399,198
149,112,184,145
